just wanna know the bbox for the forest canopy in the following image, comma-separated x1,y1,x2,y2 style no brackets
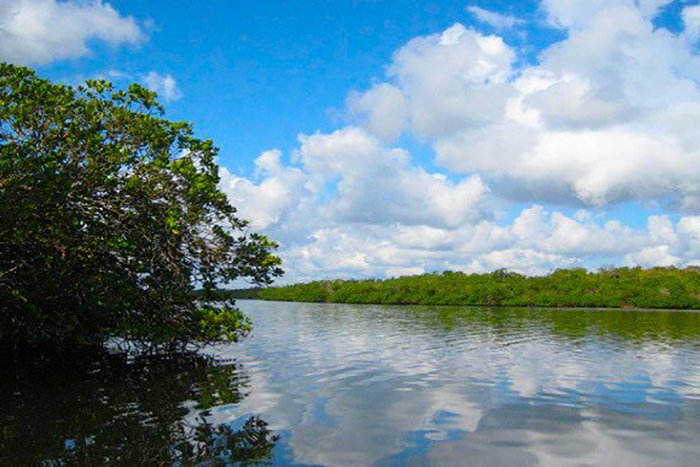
0,64,283,350
249,267,700,310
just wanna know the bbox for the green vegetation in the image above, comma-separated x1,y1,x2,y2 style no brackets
0,64,282,351
251,267,700,309
395,305,700,343
197,287,262,301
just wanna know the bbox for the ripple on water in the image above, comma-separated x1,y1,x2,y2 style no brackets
222,301,700,466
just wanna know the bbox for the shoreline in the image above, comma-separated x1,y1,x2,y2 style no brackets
238,298,700,313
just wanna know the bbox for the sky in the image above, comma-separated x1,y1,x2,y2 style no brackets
3,0,700,283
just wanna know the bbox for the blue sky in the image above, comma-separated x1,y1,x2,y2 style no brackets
33,0,561,175
3,0,700,282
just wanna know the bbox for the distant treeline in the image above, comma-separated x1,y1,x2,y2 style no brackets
238,267,700,309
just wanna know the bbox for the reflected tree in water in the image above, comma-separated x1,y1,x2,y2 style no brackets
0,350,278,465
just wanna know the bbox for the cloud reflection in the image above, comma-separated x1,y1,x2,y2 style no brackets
221,302,700,466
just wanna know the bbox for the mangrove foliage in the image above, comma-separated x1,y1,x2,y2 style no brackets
0,64,283,351
248,267,700,309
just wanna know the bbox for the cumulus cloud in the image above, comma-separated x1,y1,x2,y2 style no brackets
223,147,700,280
346,84,408,142
348,1,700,210
0,0,145,65
386,266,426,278
624,246,680,268
682,3,700,40
383,23,515,140
510,205,643,256
219,126,491,260
141,71,182,102
219,150,309,230
541,0,673,28
467,249,578,276
221,1,700,281
296,127,488,228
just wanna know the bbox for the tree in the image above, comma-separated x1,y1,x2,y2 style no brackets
0,64,283,350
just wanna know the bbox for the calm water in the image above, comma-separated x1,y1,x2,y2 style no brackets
3,301,700,465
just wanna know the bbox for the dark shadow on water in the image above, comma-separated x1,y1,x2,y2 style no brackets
0,347,278,465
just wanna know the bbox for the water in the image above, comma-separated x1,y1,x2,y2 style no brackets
3,301,700,465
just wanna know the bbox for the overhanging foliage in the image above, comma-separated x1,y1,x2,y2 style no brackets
0,64,283,349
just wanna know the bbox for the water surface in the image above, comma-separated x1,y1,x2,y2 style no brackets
3,301,700,466
223,301,700,466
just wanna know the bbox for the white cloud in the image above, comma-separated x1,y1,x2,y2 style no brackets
624,245,680,268
296,127,488,229
467,248,578,276
141,71,182,102
682,3,700,39
467,5,524,30
347,84,407,143
221,1,700,281
511,205,643,256
622,214,700,268
0,0,145,65
223,148,700,280
377,23,515,140
676,216,700,258
219,150,309,230
350,3,700,209
541,0,672,29
386,266,425,278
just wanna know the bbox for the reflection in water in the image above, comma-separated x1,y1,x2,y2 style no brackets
4,303,700,466
0,350,278,465
223,301,700,466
